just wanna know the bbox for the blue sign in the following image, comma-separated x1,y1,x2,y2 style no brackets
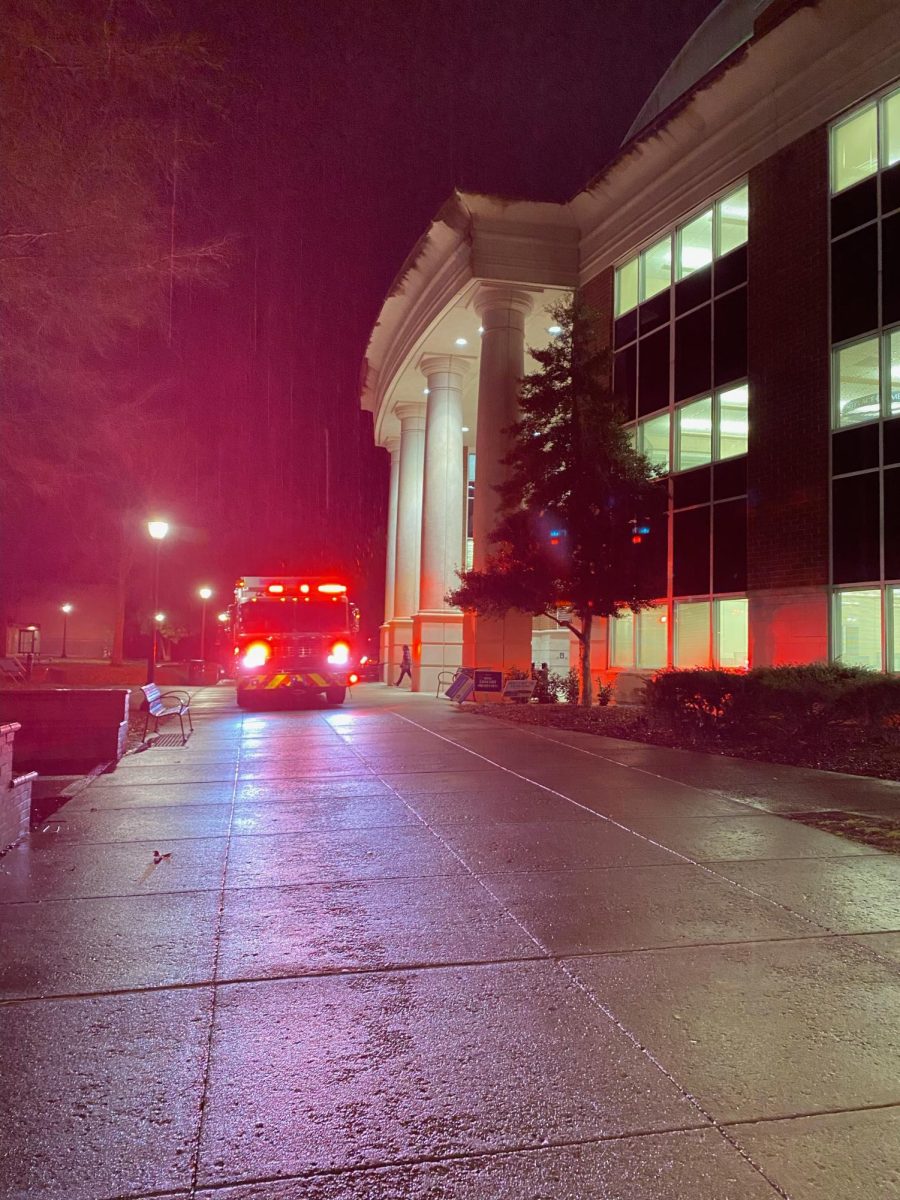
474,669,503,693
445,673,475,703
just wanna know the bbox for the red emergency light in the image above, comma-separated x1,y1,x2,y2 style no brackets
317,583,347,594
266,583,285,594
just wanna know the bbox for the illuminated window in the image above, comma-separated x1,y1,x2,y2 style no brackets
716,597,748,668
834,337,881,428
676,396,713,471
715,184,749,256
610,610,634,667
718,384,749,459
616,257,639,316
677,210,713,279
638,412,670,472
834,588,882,669
831,105,878,193
641,236,672,300
674,600,711,667
886,88,900,168
637,609,667,669
890,330,900,418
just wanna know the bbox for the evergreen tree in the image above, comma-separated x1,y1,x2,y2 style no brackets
447,300,664,705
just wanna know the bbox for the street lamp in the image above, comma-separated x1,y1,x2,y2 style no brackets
147,520,169,683
60,603,73,658
198,586,213,660
217,611,229,623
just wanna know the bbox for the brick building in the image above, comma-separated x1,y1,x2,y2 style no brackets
361,0,900,691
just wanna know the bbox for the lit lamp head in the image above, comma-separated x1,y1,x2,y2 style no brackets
61,603,73,614
147,520,169,541
199,587,213,601
217,612,229,623
154,612,165,623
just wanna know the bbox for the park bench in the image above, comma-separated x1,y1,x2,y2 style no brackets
140,683,193,743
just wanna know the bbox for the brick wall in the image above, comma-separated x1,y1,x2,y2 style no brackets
747,127,831,591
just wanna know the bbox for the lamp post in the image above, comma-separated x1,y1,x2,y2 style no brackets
198,587,213,660
60,603,73,658
147,520,169,683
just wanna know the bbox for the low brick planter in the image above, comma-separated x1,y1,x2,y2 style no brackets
0,689,130,774
0,723,37,849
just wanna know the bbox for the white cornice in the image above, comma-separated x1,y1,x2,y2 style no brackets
574,0,900,281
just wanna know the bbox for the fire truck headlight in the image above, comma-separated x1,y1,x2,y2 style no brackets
242,641,271,669
328,640,350,665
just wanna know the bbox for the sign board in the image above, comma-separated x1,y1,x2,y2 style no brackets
503,678,536,701
473,669,503,693
445,673,475,703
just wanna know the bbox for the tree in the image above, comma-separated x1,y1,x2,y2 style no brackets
447,300,664,705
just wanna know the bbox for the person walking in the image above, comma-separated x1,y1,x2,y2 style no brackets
394,644,413,687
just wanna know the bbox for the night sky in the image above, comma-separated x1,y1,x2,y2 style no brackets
12,0,721,638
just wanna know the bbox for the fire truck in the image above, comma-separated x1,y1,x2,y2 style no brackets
230,576,360,708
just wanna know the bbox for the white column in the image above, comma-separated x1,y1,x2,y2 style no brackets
418,355,471,610
389,402,426,682
464,285,535,680
380,436,400,682
383,437,400,622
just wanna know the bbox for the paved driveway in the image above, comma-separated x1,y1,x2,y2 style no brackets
1,684,898,1198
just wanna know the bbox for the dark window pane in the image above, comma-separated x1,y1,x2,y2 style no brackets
832,424,880,476
638,497,668,598
713,499,747,592
882,161,900,217
882,213,900,327
673,506,711,596
713,287,748,386
714,244,747,294
884,416,900,467
832,472,880,583
639,291,669,336
830,176,877,238
637,326,670,417
885,468,900,579
614,309,637,349
675,265,712,316
614,344,637,420
673,465,711,508
831,225,878,342
674,305,712,402
713,456,747,500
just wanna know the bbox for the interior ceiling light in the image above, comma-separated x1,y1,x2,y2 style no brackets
461,426,469,432
455,337,468,346
548,325,563,335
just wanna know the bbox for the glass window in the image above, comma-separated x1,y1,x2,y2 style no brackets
616,257,639,316
677,210,713,279
831,106,878,193
890,587,900,672
676,396,713,471
641,236,672,301
715,184,748,256
718,384,749,459
610,610,634,668
640,412,670,472
890,329,900,418
834,588,882,669
834,337,881,428
674,600,711,667
716,597,749,668
637,608,667,669
886,88,900,169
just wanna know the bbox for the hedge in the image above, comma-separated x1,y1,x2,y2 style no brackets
642,663,900,739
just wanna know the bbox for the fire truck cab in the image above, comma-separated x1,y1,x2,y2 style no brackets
231,577,359,708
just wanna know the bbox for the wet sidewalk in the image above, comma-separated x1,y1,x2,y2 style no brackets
1,684,899,1199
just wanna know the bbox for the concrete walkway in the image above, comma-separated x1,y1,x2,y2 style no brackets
1,684,899,1199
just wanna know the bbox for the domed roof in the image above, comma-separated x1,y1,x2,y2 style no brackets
624,0,775,143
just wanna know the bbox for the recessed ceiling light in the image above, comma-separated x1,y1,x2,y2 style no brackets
461,426,469,432
423,387,430,395
478,325,484,334
455,337,468,346
547,324,563,335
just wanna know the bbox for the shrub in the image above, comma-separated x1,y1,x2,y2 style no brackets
642,669,743,730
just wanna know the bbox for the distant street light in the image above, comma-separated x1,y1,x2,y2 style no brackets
198,586,213,660
155,612,166,623
217,611,229,623
60,603,73,658
147,520,169,683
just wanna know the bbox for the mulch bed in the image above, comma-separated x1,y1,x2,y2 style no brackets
783,810,900,854
469,702,900,782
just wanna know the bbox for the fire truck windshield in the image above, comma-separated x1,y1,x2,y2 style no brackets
239,601,348,635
